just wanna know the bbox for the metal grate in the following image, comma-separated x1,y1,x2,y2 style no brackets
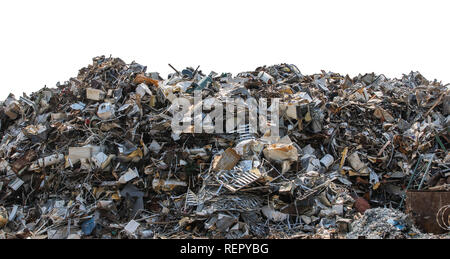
215,169,261,193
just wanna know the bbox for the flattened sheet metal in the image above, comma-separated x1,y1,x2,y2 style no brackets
405,190,450,234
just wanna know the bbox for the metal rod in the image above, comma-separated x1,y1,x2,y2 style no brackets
399,155,423,209
418,154,434,190
168,63,180,75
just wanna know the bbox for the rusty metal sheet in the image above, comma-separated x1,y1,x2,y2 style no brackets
406,190,450,234
11,149,37,173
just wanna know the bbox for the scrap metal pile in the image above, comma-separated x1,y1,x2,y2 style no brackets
0,56,449,239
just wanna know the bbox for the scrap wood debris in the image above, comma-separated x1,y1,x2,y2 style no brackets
0,56,449,239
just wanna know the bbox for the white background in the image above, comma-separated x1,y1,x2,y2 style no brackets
1,0,449,100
